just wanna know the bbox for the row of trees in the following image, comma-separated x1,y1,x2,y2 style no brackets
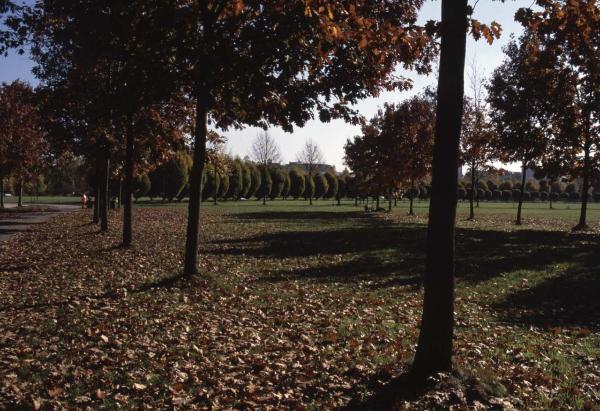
345,25,600,228
138,152,351,204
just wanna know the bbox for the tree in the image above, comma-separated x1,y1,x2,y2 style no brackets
289,167,306,199
324,172,338,200
303,174,316,202
461,60,494,220
226,158,244,200
269,166,287,200
518,1,600,230
487,33,557,225
133,174,151,200
255,165,272,201
169,1,436,274
281,172,291,200
344,93,435,215
28,1,188,240
162,151,191,201
0,81,46,208
240,161,252,199
251,131,282,205
313,173,329,200
246,162,261,200
413,0,469,377
297,139,325,205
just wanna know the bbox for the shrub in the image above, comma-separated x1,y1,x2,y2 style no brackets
540,191,549,201
512,189,521,201
457,187,467,200
477,188,486,201
314,173,329,199
303,174,315,200
226,159,244,200
530,191,540,201
255,165,272,200
269,166,287,200
560,192,569,201
240,162,252,198
324,172,338,199
133,174,151,199
485,190,493,201
522,191,531,202
289,168,306,199
493,189,502,201
246,163,261,199
501,190,512,201
550,192,560,202
218,173,229,198
569,191,580,202
282,173,291,199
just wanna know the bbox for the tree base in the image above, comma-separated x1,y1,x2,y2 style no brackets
572,223,590,232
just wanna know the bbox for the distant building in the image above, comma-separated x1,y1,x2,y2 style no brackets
286,162,335,174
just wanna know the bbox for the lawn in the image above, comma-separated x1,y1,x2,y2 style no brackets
0,202,598,409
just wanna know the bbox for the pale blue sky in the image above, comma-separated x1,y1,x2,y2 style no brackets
0,0,531,170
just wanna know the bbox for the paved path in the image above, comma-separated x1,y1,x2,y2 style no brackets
0,204,80,242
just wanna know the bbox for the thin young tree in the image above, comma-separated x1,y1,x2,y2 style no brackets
251,131,282,205
297,139,325,206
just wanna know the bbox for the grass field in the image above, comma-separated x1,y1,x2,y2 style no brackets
0,200,598,409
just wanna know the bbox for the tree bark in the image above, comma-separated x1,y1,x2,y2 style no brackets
214,163,219,206
309,171,313,206
184,92,209,276
0,177,4,209
575,141,591,230
17,178,23,207
122,116,134,247
469,162,475,220
118,179,123,209
413,0,468,377
388,188,392,212
100,156,110,232
516,161,526,225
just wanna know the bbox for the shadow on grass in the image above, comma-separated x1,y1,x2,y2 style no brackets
209,210,600,329
494,251,600,330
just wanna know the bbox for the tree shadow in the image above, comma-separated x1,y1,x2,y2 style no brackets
493,251,600,330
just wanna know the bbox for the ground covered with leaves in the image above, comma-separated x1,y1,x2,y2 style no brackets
0,205,598,410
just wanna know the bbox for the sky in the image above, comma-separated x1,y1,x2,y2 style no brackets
0,0,532,171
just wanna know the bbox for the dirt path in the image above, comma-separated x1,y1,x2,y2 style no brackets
0,204,80,242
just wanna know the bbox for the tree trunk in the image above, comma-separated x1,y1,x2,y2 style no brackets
575,141,591,230
184,92,209,276
0,177,4,209
214,163,219,206
309,171,313,206
354,197,358,207
413,0,468,377
409,196,414,215
469,163,475,220
100,156,110,232
93,185,100,224
388,188,392,212
516,161,526,225
17,178,23,207
118,179,123,209
122,117,134,247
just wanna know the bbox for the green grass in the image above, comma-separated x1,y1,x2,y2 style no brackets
2,195,82,205
131,197,600,224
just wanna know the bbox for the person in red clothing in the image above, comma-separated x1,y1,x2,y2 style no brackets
81,192,87,209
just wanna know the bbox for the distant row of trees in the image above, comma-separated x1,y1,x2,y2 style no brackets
133,151,352,204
